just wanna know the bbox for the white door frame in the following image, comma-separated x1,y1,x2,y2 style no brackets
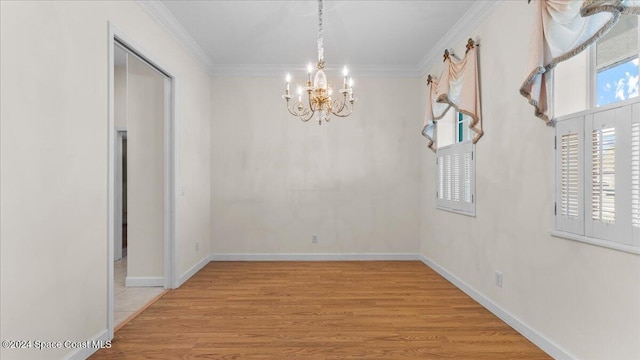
107,22,178,340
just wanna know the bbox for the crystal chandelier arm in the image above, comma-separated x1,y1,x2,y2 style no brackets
284,98,315,122
332,92,348,114
307,89,316,112
330,97,354,118
285,99,300,117
298,106,314,122
299,110,314,122
331,83,355,118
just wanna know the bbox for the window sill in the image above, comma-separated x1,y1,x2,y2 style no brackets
551,230,640,255
436,206,475,217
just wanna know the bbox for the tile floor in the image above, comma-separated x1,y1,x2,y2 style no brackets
114,257,165,327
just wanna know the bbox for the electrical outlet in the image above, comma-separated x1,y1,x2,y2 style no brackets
195,242,199,252
495,271,503,288
312,234,318,243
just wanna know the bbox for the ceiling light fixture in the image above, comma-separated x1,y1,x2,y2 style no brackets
283,0,355,125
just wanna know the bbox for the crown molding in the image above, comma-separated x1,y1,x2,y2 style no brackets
136,0,499,78
417,0,500,76
211,64,421,78
136,0,216,75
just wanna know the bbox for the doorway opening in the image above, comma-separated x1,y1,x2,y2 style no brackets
108,24,176,339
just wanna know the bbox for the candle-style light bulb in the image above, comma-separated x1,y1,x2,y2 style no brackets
297,86,303,102
307,63,313,85
343,66,348,88
285,73,291,95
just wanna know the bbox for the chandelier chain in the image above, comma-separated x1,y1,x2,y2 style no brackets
317,0,324,63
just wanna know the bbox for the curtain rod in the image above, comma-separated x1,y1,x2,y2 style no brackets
442,39,478,62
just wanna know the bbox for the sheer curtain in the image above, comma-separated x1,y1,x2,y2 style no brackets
423,44,483,152
520,0,640,125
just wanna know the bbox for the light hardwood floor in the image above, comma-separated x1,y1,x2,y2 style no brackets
91,261,550,359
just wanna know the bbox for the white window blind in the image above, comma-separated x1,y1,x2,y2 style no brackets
591,127,616,224
436,142,475,216
596,15,638,68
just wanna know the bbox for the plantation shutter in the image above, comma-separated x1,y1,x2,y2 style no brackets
437,156,444,200
562,133,581,219
445,155,452,200
633,122,640,226
632,103,640,245
555,116,584,235
591,126,616,224
452,153,460,202
555,101,639,250
463,151,472,204
586,106,633,244
436,142,475,215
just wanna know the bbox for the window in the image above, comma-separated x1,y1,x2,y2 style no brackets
456,112,473,143
437,111,474,148
436,144,475,215
554,100,640,253
552,15,640,253
554,15,639,117
595,15,639,107
436,110,475,216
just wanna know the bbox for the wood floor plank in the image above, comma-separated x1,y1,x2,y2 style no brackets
91,261,550,359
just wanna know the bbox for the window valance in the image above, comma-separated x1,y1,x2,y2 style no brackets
520,0,640,125
423,41,483,152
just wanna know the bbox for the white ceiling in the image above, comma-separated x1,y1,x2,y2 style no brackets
150,0,498,76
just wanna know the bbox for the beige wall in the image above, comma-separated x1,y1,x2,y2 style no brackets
0,1,211,359
210,77,422,255
420,2,640,359
3,1,638,359
126,55,165,279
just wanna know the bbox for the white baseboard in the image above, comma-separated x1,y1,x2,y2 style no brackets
177,255,212,287
210,253,420,261
63,329,110,360
418,254,575,360
125,276,164,287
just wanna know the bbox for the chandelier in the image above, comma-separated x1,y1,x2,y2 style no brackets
282,0,355,125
